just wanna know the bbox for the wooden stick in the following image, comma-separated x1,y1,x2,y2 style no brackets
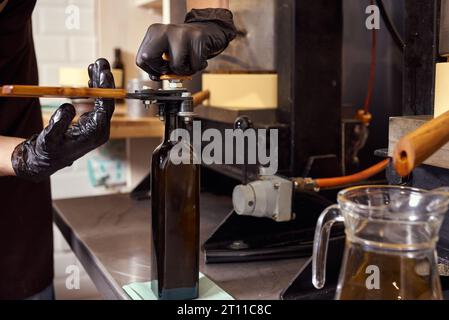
1,85,210,107
1,85,127,99
394,110,449,177
193,90,210,106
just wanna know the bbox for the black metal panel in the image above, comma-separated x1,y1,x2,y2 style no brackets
343,0,404,169
403,0,441,115
277,0,343,177
441,0,449,56
276,0,295,125
203,183,345,264
198,117,291,181
280,239,345,300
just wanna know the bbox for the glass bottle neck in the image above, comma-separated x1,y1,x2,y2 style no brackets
114,49,122,61
163,111,179,143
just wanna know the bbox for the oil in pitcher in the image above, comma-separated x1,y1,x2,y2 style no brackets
313,186,449,300
337,241,443,300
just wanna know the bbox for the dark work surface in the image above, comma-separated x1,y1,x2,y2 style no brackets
53,193,308,300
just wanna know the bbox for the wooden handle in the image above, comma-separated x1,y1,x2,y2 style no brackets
1,85,208,107
193,90,210,106
1,85,127,99
394,110,449,177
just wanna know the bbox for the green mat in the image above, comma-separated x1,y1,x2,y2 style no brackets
123,273,234,300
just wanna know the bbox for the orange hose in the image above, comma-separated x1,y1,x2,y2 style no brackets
315,159,390,188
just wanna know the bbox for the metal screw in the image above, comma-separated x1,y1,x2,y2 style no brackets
183,116,192,124
228,241,249,250
168,80,183,89
274,183,281,190
143,101,152,110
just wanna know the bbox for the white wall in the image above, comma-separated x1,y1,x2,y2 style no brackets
97,0,162,83
33,0,97,88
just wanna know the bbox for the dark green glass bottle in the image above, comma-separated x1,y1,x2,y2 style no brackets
151,103,200,300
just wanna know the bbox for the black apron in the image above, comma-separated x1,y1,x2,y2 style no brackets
0,0,53,299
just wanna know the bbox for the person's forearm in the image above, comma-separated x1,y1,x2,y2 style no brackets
0,136,24,177
187,0,229,10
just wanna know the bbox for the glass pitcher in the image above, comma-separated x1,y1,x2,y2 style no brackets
312,186,449,300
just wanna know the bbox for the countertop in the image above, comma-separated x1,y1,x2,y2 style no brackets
53,193,308,300
43,105,164,139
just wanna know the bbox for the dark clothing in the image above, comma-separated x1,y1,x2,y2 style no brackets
0,0,53,299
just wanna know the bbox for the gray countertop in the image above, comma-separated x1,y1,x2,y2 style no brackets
53,193,308,300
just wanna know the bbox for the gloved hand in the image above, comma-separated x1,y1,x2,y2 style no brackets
11,58,116,182
136,8,237,80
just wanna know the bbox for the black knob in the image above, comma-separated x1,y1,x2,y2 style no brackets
234,116,253,131
234,116,253,185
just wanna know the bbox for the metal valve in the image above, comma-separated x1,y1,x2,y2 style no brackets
232,175,294,222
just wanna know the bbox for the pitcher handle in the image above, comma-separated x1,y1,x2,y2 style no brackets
312,204,344,289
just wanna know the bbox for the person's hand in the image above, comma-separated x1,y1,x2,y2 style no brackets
136,8,237,80
11,58,116,182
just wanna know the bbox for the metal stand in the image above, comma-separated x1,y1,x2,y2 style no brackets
204,188,345,264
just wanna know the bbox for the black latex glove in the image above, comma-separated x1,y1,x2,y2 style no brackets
11,58,116,183
136,8,237,80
